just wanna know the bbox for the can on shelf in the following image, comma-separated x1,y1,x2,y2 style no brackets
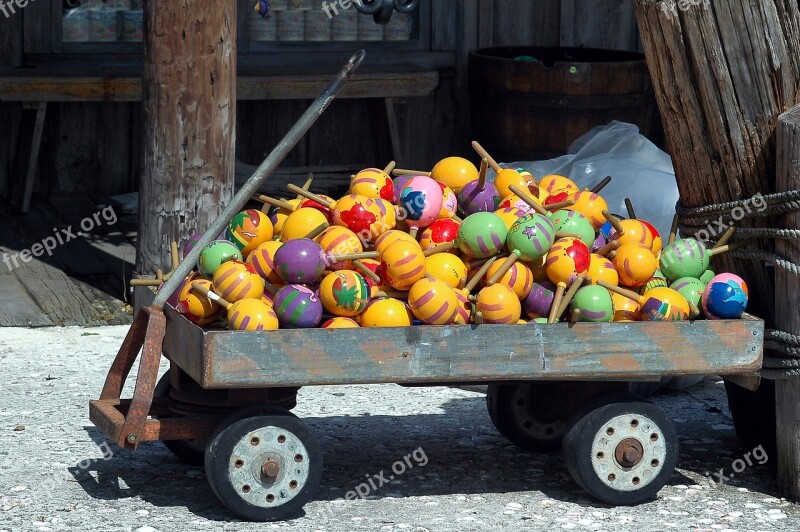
304,10,331,41
63,9,91,42
331,9,357,41
119,9,143,42
89,9,119,42
357,13,384,41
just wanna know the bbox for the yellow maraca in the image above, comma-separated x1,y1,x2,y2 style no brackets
428,157,479,193
475,283,522,324
315,225,364,270
319,270,371,317
280,207,330,242
485,260,533,299
359,297,413,327
212,260,265,303
322,317,360,328
374,229,417,254
176,277,220,325
380,239,426,290
612,243,658,288
408,276,460,325
350,162,396,202
587,253,619,286
246,240,283,285
611,292,640,322
192,282,278,331
425,252,468,289
538,174,578,196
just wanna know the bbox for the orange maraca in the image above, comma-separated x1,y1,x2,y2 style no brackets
408,276,459,325
315,226,364,270
192,282,278,331
319,270,371,317
538,174,578,196
485,260,534,299
612,243,658,288
545,237,591,286
212,260,265,303
379,239,426,290
176,277,220,325
587,253,619,286
246,240,283,285
475,283,522,324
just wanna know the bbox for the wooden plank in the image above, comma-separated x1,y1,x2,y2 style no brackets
0,270,54,327
22,0,52,54
432,0,457,51
0,72,440,102
775,104,800,500
19,102,47,213
160,306,764,388
562,0,639,50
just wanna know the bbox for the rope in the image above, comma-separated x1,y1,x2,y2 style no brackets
676,190,800,219
728,249,800,276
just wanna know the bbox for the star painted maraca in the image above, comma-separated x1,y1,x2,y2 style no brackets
226,209,274,258
598,281,690,321
273,284,323,328
212,260,265,303
399,175,444,237
702,273,748,319
571,285,614,322
408,276,459,325
359,297,413,327
198,240,242,277
487,213,555,287
192,282,278,331
319,270,371,317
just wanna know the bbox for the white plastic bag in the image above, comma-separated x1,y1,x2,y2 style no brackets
494,121,679,239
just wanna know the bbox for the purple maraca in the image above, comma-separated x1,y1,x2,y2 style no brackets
523,280,557,319
273,284,323,328
183,234,203,258
274,238,327,285
457,157,500,215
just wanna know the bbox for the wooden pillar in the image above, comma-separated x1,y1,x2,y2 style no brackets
634,0,800,325
137,0,237,273
775,106,800,499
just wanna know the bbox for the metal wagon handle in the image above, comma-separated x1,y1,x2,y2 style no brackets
152,50,366,309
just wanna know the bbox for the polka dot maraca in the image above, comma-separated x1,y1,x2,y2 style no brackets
549,209,595,248
198,240,242,277
488,213,555,288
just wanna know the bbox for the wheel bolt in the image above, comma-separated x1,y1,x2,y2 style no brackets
262,458,281,478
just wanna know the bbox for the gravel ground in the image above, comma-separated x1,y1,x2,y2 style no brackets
0,326,798,532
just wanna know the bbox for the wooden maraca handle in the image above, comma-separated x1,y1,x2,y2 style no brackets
254,194,295,211
602,210,625,235
287,183,334,208
668,213,679,245
713,226,736,249
171,241,180,271
548,282,567,323
471,140,501,172
544,199,576,211
688,300,701,319
464,255,499,293
372,290,409,300
329,251,380,262
624,197,637,219
590,176,612,193
473,310,484,325
595,240,620,257
130,277,162,287
477,157,489,191
555,275,588,319
191,281,232,310
352,260,381,283
709,241,748,256
383,161,396,174
392,168,430,176
486,253,518,286
305,222,330,240
296,173,314,201
597,279,641,303
423,241,457,257
508,184,549,216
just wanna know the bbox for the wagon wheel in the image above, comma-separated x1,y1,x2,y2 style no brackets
486,382,581,452
562,393,678,505
204,408,323,522
155,374,207,466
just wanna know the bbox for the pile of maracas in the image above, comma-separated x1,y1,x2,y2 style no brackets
153,141,750,331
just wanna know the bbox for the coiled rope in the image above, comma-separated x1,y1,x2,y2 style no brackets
676,190,800,367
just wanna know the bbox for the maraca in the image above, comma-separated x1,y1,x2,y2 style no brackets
374,229,418,254
639,271,669,294
523,280,557,319
587,253,619,286
670,277,706,316
350,162,396,202
198,240,242,277
598,281,690,321
226,209,274,258
419,218,460,253
475,283,521,324
538,174,578,195
471,140,530,199
192,282,278,331
457,157,501,215
408,276,459,325
280,207,330,242
699,269,716,284
322,317,360,328
272,284,323,328
485,260,534,299
315,226,364,270
182,234,203,258
545,237,591,286
612,243,658,287
659,238,736,282
398,175,444,237
487,213,555,287
620,197,663,255
702,273,748,319
425,252,468,289
359,297,413,327
177,278,220,325
246,240,283,285
274,238,378,285
319,270,371,317
549,176,611,228
392,174,414,203
549,209,595,248
494,206,530,230
571,285,614,322
455,211,509,259
380,239,426,290
429,156,479,193
212,260,265,303
603,211,654,249
438,184,459,220
611,292,640,322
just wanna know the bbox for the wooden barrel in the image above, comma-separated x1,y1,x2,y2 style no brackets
469,47,657,160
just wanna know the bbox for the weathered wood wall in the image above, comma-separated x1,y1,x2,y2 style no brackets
0,0,642,200
0,14,22,200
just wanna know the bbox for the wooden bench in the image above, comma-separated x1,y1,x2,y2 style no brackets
0,69,440,212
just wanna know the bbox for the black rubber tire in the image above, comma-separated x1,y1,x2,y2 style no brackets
562,393,679,505
724,379,777,463
204,409,323,522
486,383,569,452
155,374,206,466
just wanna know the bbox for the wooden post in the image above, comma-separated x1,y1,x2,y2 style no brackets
775,105,800,499
634,0,800,325
137,0,236,274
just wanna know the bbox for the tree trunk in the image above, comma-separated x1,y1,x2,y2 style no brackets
634,0,800,325
137,0,236,274
775,105,800,499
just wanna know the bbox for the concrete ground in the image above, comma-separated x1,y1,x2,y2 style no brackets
0,326,798,532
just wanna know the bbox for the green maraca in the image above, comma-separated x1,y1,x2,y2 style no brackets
456,211,509,259
659,238,735,282
670,276,706,317
571,285,614,322
699,269,716,284
198,240,242,277
487,212,555,285
548,209,595,248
